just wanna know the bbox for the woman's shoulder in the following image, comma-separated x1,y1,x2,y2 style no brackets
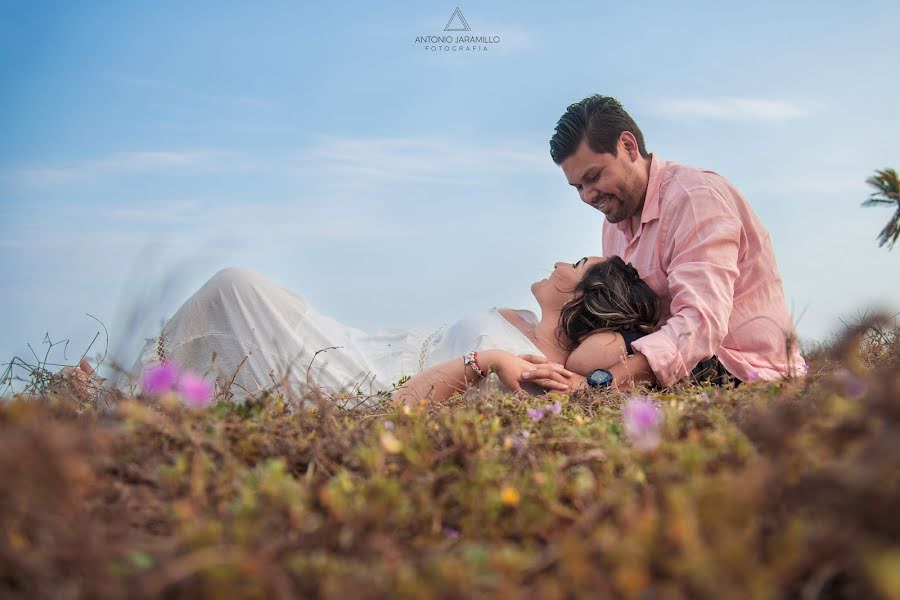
496,307,538,327
436,308,505,343
421,307,538,370
444,307,535,338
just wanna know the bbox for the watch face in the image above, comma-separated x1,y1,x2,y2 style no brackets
588,369,612,388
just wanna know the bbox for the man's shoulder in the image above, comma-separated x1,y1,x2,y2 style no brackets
658,161,742,212
661,160,728,194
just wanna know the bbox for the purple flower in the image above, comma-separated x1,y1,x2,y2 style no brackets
744,370,760,382
443,527,460,539
546,401,562,415
527,408,544,421
177,372,214,407
141,361,179,395
509,430,531,452
832,368,867,399
383,420,395,431
622,396,663,451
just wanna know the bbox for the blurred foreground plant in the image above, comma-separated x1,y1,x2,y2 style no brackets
0,316,898,598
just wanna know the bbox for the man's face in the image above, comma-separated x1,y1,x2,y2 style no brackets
560,137,646,224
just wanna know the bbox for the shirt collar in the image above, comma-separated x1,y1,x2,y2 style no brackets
616,153,665,233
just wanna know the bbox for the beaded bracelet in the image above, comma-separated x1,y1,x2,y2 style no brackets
464,351,485,378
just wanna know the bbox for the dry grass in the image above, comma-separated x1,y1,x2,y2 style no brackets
1,319,899,599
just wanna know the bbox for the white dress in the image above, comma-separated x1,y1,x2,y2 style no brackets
131,267,543,404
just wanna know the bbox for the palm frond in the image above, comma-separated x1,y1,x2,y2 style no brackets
874,208,900,250
866,167,900,197
861,167,900,250
861,198,896,207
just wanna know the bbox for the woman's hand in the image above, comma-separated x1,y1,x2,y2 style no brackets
517,353,586,392
481,350,578,393
54,358,98,398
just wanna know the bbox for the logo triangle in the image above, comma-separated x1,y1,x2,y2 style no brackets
443,7,471,32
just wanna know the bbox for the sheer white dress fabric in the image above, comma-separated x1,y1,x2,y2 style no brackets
131,267,543,404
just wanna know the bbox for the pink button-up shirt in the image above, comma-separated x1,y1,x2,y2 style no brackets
603,155,806,386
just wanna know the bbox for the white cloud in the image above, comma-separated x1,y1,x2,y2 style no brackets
4,151,232,186
106,72,280,111
0,240,36,248
3,135,556,189
647,97,824,122
208,197,420,243
109,200,200,225
743,173,868,197
294,135,556,184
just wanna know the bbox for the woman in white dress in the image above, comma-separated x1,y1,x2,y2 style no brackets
75,256,659,406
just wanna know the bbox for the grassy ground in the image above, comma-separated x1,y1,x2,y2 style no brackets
1,321,899,599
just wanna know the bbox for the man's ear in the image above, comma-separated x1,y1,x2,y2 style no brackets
619,131,640,161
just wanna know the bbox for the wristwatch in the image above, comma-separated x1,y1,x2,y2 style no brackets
587,368,614,389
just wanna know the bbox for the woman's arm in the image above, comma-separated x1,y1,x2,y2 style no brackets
392,349,575,407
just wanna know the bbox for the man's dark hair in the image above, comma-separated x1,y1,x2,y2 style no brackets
549,95,649,165
558,256,660,351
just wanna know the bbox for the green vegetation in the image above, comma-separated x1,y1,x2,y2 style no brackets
863,167,900,250
1,321,898,599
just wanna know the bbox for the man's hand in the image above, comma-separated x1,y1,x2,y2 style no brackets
505,353,582,392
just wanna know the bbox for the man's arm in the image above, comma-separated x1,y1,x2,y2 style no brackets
630,186,742,387
519,332,658,391
607,352,657,387
562,331,657,389
536,352,657,392
524,187,742,390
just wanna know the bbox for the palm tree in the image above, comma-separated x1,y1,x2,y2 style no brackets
862,167,900,250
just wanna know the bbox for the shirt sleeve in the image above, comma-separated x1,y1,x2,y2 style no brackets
620,330,647,355
631,186,741,386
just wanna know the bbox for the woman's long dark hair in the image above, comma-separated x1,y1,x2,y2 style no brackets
558,256,660,351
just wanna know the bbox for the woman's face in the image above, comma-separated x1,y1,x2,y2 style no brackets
531,256,606,309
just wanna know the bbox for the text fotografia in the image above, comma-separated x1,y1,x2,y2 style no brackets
414,8,501,53
415,35,501,52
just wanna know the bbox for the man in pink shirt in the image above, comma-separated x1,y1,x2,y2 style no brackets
532,94,806,389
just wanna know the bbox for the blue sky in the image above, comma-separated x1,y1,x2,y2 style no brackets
2,0,899,384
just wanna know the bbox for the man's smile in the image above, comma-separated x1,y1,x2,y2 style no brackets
593,194,616,211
